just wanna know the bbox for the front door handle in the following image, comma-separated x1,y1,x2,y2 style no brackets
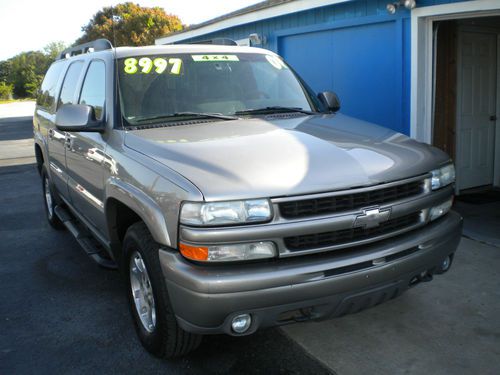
65,136,72,150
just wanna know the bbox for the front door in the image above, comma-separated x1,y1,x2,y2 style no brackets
456,31,497,190
66,60,108,234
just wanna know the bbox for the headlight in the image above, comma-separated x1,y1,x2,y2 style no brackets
180,199,272,226
431,164,455,190
179,241,277,262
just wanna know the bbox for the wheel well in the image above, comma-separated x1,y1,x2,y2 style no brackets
106,199,143,258
34,144,44,174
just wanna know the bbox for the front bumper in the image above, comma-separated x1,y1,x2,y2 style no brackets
159,211,462,335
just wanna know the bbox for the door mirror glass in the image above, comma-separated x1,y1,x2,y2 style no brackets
317,91,341,112
55,104,103,132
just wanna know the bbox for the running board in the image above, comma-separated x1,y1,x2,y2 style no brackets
54,205,117,269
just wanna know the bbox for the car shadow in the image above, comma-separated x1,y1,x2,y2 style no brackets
0,115,34,141
0,164,332,375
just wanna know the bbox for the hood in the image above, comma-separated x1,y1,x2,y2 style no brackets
124,114,449,201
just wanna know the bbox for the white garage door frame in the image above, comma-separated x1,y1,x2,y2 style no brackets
410,0,500,187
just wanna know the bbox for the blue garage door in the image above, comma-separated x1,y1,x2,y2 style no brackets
279,21,403,133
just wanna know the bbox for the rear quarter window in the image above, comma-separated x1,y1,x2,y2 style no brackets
37,62,64,113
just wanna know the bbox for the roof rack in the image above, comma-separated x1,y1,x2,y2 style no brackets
57,39,113,60
188,38,238,46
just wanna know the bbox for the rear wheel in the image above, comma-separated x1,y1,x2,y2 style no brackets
123,222,202,358
41,166,64,230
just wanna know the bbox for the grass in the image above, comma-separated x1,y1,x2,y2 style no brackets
0,98,35,105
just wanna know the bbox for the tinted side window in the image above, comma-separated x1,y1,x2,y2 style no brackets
38,62,64,113
79,61,105,120
58,61,84,108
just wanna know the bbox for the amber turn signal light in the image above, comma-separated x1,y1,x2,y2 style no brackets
179,243,209,261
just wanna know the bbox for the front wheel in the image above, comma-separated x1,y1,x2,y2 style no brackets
123,222,202,358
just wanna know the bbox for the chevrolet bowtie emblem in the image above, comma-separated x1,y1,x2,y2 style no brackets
354,207,391,229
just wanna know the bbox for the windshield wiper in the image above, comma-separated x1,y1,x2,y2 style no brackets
135,112,238,123
234,106,317,116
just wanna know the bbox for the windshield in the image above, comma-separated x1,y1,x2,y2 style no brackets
118,52,320,125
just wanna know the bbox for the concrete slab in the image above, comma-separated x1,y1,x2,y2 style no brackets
0,104,36,167
454,200,500,248
0,138,35,166
0,101,35,118
282,237,500,375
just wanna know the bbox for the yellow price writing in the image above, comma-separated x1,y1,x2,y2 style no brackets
123,57,182,75
153,58,167,73
124,58,138,74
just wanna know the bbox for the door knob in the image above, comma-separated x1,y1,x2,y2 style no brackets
490,115,497,121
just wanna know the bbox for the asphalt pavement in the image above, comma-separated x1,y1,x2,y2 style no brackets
1,102,499,374
0,103,331,374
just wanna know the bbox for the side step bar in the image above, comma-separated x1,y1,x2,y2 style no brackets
54,205,117,269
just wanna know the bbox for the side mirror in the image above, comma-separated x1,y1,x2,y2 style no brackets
317,91,341,113
55,104,104,132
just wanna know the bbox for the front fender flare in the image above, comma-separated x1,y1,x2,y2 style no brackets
105,177,171,247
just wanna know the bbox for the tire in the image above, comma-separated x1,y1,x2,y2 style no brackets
41,165,64,230
123,222,202,358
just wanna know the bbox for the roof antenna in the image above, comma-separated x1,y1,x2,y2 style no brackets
111,14,122,48
111,13,124,128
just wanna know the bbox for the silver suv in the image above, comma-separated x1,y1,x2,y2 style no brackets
34,39,462,358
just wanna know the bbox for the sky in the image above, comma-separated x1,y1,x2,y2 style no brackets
0,0,262,60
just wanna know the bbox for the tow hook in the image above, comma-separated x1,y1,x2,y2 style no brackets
409,270,433,287
419,270,433,282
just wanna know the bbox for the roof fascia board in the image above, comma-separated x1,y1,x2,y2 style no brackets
155,0,352,44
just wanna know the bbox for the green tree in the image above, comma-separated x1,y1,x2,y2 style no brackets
6,51,48,97
43,41,67,60
75,2,183,47
0,60,12,84
0,41,65,98
0,82,13,100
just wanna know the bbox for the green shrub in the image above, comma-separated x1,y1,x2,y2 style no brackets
0,82,13,100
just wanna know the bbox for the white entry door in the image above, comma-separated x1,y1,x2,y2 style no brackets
456,31,497,190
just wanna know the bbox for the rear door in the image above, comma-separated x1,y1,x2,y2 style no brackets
48,61,84,198
65,59,108,233
34,61,65,165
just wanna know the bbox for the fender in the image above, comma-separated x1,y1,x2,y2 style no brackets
105,177,171,247
33,130,47,164
33,108,52,175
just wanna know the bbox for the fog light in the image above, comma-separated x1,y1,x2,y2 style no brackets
429,197,453,221
231,314,252,334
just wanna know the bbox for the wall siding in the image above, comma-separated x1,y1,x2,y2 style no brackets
167,0,473,135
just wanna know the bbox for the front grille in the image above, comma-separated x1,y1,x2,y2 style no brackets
284,212,421,251
279,180,424,219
